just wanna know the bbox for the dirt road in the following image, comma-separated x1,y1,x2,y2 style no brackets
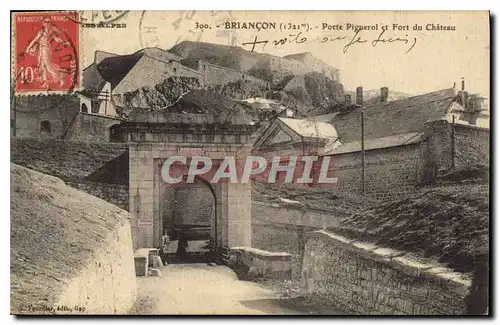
130,263,319,315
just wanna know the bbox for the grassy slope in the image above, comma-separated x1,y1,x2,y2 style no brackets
252,180,377,215
11,139,127,181
253,179,489,273
334,189,489,273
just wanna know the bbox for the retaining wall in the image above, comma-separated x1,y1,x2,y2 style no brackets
55,219,138,314
251,201,347,280
301,230,471,315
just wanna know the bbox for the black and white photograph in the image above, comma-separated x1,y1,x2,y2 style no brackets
9,10,490,316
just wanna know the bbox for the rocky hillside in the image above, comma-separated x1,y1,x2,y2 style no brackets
285,72,345,115
252,180,377,215
88,42,345,118
113,76,201,113
168,41,345,115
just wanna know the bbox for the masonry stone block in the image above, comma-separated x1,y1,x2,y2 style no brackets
227,221,251,247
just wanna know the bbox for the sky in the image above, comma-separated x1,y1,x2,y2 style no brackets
81,11,490,97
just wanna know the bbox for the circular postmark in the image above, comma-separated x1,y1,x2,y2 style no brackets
14,12,79,95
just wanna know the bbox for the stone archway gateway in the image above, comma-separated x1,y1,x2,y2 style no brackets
120,113,258,252
160,174,217,258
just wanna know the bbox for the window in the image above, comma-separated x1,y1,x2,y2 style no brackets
109,124,122,143
81,103,88,113
173,67,177,73
40,121,51,133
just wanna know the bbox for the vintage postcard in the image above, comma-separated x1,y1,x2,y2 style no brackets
10,10,490,315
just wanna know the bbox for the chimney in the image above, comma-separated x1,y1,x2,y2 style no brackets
380,87,389,103
345,94,352,106
355,86,363,105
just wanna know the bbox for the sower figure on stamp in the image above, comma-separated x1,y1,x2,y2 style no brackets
161,230,170,266
24,18,71,88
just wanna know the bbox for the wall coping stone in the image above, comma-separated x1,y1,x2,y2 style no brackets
252,200,347,215
134,248,150,258
372,247,405,258
306,229,472,296
231,246,291,260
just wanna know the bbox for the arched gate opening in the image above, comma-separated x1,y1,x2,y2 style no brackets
161,176,217,263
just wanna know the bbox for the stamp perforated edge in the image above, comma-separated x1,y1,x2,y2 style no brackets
11,11,83,97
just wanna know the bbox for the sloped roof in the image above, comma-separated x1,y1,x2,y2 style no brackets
325,132,424,155
332,88,458,142
96,52,144,89
82,63,107,92
278,117,339,139
306,112,339,123
94,50,120,65
283,52,313,61
446,102,490,129
112,54,171,94
89,48,184,93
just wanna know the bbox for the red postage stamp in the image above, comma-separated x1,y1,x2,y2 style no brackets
13,12,79,94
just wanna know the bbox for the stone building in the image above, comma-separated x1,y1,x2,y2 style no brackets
253,117,340,158
83,48,204,96
11,94,80,140
255,83,490,199
11,93,124,142
252,117,340,187
180,58,268,88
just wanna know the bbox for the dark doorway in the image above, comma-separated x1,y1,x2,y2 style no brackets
162,176,217,264
109,124,123,143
